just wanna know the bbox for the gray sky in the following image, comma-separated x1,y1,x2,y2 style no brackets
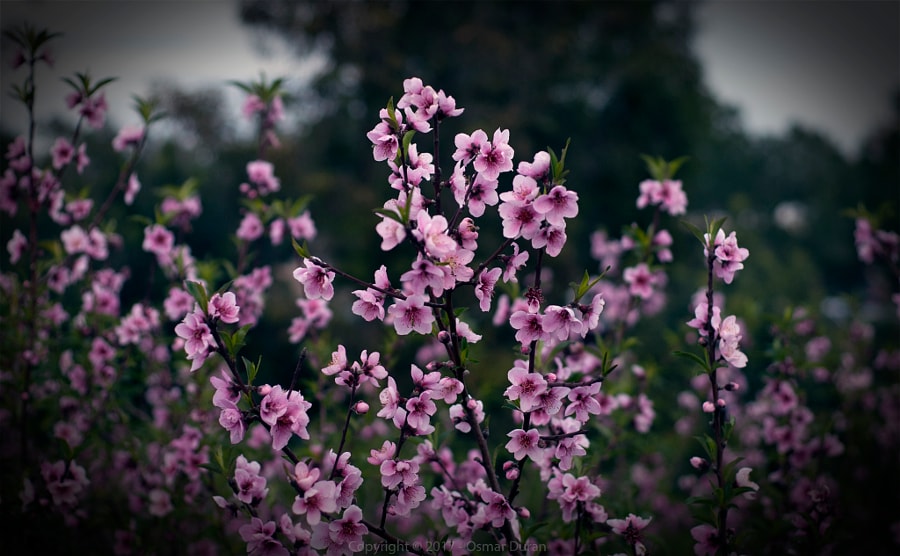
2,0,898,156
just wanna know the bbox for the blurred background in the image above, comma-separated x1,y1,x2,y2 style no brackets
2,0,897,354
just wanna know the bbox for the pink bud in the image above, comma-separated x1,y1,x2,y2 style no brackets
505,468,519,480
546,373,557,382
437,330,451,344
353,401,369,415
466,399,478,410
517,507,530,518
716,398,726,408
690,456,706,470
257,384,272,396
702,401,715,413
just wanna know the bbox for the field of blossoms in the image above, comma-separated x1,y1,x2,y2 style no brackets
1,24,898,556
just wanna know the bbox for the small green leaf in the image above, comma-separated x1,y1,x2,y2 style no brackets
292,238,310,260
681,219,706,245
373,208,402,223
184,280,209,314
674,350,711,372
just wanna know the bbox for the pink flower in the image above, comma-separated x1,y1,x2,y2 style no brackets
504,361,548,412
112,124,144,152
474,128,515,181
174,309,213,372
310,504,367,553
518,151,551,181
623,263,656,299
509,310,545,346
142,224,174,256
380,458,419,490
7,229,26,263
531,223,567,257
474,267,502,312
208,292,241,324
259,385,312,450
499,199,542,240
367,120,399,162
288,211,317,241
452,129,488,164
506,428,542,461
292,260,335,301
239,518,289,556
234,455,269,505
690,524,720,556
51,137,74,169
718,315,747,368
607,513,652,547
387,295,434,335
542,305,583,341
533,185,579,227
293,479,337,525
237,212,265,241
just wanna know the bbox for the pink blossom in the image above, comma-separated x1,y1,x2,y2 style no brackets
174,309,213,372
142,224,174,256
237,212,265,241
503,241,529,283
387,295,434,335
292,260,335,301
239,518,289,556
690,524,720,556
542,305,583,341
293,479,337,525
405,392,436,435
401,256,445,296
534,185,579,227
7,229,26,263
623,263,656,299
506,428,542,461
415,211,457,259
607,513,652,547
288,210,317,241
208,291,241,324
259,385,312,450
310,504,367,554
367,120,399,162
112,124,144,152
510,310,545,346
499,199,542,240
463,173,499,217
474,267,502,312
452,129,488,164
518,151,551,181
565,382,603,423
235,455,269,505
718,315,747,368
712,230,749,284
504,361,548,412
75,144,90,175
51,137,74,169
380,458,419,490
474,128,514,181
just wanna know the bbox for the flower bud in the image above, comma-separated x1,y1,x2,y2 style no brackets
546,372,557,382
690,456,708,470
353,401,369,415
716,398,726,408
505,468,519,480
702,401,715,413
437,330,451,344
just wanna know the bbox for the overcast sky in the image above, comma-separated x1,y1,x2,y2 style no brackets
2,1,898,157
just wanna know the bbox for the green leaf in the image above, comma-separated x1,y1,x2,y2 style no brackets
373,208,402,223
184,280,209,314
665,156,689,178
292,238,310,260
681,219,707,245
401,129,416,156
673,350,711,372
